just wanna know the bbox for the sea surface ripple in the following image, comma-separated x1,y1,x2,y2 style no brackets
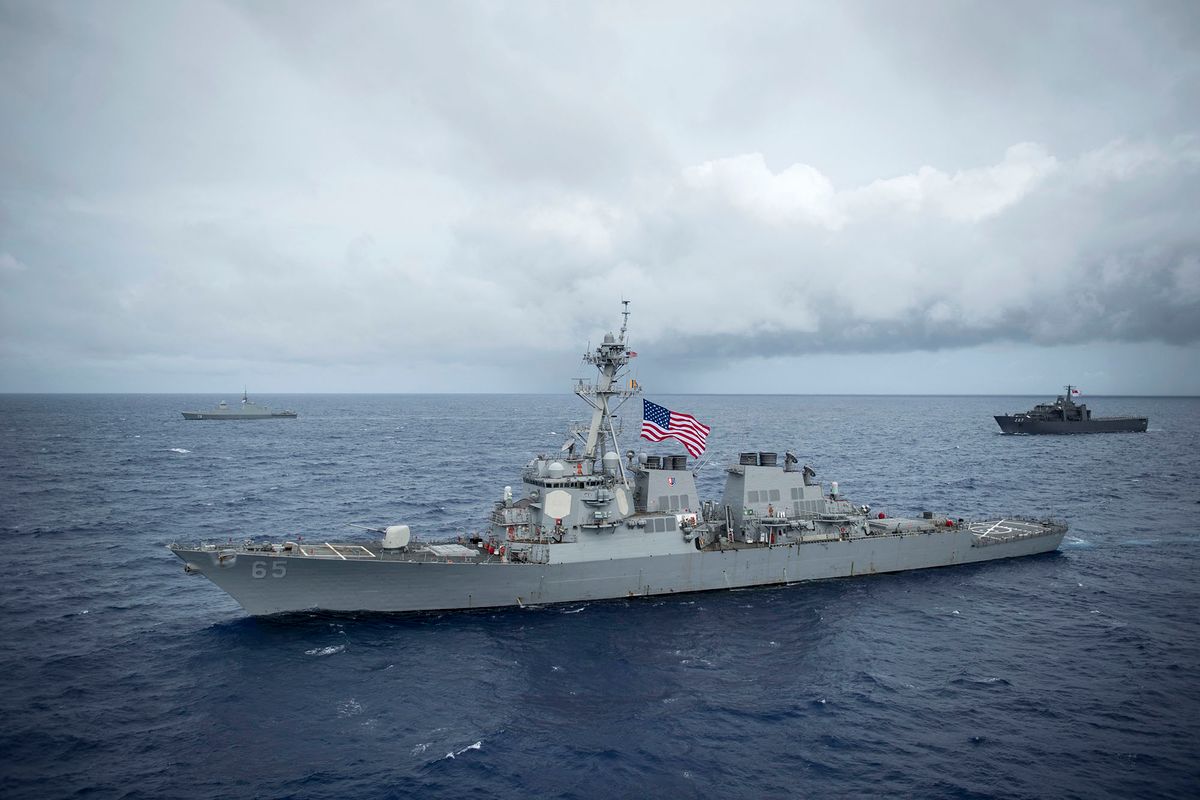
1,393,1197,799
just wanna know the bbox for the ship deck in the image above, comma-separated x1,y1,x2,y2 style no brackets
184,540,500,564
178,515,1062,566
967,518,1062,546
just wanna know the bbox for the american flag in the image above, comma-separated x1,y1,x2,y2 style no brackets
641,400,711,458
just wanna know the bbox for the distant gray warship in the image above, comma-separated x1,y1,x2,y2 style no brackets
171,304,1065,615
182,390,297,420
995,387,1146,434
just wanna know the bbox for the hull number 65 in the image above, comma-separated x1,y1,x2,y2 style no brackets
252,561,287,579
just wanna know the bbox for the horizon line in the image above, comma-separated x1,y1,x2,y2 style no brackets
1,391,1195,398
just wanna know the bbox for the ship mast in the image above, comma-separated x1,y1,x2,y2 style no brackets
575,301,640,485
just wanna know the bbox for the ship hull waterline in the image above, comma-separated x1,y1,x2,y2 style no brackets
994,415,1148,434
172,528,1065,616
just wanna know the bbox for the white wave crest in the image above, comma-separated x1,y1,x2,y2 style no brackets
305,645,345,656
443,740,482,759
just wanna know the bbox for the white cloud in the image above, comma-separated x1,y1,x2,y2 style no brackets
682,142,1059,229
849,142,1059,222
683,153,844,228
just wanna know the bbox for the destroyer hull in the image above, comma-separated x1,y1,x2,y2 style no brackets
994,415,1147,434
172,527,1064,616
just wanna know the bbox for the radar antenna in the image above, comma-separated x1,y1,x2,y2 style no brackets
575,302,641,487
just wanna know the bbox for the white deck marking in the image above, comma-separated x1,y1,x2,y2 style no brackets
967,519,1046,541
968,519,1017,538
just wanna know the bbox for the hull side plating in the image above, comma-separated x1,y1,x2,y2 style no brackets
174,528,1064,616
994,415,1148,434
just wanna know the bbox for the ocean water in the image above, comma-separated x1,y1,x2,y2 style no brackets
1,393,1197,799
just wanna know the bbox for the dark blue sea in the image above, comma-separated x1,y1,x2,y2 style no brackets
2,393,1198,799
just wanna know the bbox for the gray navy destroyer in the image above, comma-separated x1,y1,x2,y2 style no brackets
994,387,1147,434
170,305,1066,615
182,390,297,420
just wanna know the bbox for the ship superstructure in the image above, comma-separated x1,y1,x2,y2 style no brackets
170,305,1065,615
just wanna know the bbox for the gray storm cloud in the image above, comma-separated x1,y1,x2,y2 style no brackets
449,137,1200,357
1,0,1198,391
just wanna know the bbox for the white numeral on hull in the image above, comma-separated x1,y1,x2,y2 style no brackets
252,561,287,579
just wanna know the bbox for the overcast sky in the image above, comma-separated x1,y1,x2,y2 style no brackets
2,0,1198,394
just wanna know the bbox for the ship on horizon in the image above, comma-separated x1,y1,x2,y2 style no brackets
170,304,1065,616
994,386,1147,434
181,390,297,420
